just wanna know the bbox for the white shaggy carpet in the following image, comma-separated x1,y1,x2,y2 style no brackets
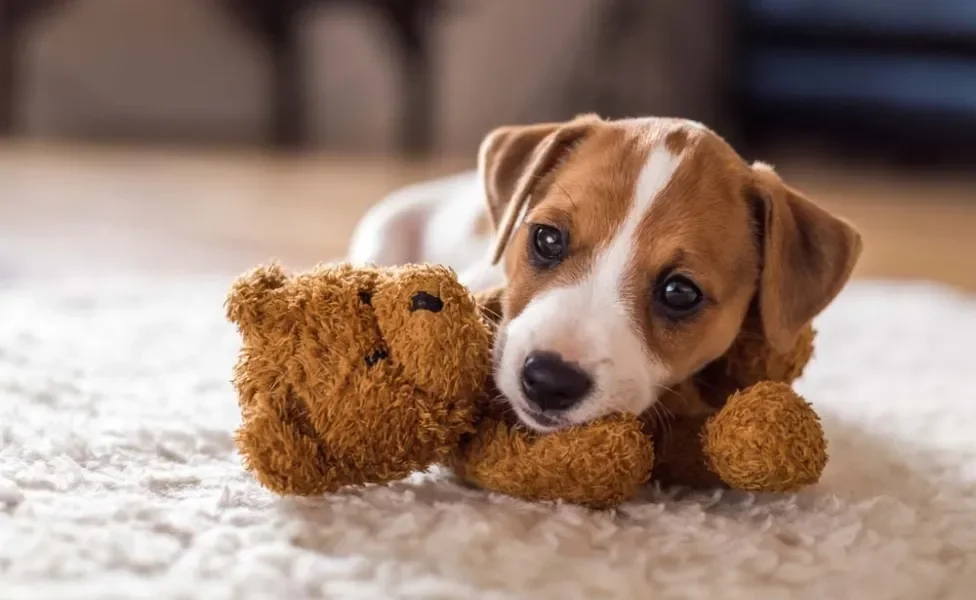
1,274,975,600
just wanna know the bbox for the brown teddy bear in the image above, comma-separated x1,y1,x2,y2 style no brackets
226,261,826,509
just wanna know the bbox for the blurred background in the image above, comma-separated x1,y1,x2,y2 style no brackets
1,0,974,290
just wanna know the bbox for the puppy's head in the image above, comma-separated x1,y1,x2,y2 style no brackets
480,114,862,432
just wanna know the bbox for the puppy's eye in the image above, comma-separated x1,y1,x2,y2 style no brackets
656,274,704,317
529,224,568,267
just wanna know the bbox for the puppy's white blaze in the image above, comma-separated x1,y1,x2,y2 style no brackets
597,146,683,312
497,146,683,430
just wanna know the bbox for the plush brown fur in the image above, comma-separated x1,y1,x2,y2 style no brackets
227,262,826,509
227,262,491,495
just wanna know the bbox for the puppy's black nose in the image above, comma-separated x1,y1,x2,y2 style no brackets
520,351,592,412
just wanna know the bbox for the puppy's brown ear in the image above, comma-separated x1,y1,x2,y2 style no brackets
750,162,863,353
478,113,601,264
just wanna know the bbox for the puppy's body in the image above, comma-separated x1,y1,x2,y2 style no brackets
348,115,862,432
347,172,505,293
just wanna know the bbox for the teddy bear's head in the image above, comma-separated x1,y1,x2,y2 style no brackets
226,262,494,493
227,262,493,400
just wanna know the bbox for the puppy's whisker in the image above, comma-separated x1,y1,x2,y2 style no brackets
653,383,690,407
488,393,508,405
479,306,503,321
652,384,689,424
649,403,673,441
653,383,681,396
691,377,723,393
655,400,675,420
554,181,578,212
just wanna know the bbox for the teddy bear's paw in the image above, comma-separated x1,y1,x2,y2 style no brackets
296,380,478,485
453,413,654,509
236,401,353,496
703,381,827,493
235,384,474,494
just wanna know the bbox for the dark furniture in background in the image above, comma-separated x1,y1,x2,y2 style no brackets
733,1,976,161
0,0,443,155
0,1,65,139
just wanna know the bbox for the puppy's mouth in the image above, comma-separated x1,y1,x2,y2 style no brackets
514,404,570,433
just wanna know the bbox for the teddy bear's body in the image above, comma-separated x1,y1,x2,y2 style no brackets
227,263,826,509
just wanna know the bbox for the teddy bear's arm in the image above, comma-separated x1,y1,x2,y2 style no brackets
236,396,345,497
452,408,655,509
655,381,827,493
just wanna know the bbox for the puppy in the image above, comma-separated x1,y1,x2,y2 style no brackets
348,114,862,432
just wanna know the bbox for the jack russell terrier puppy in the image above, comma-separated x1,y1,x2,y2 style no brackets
347,114,863,433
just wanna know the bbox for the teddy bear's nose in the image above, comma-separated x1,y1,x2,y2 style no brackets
410,292,443,313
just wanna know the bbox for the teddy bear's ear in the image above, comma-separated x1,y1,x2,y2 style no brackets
225,263,291,329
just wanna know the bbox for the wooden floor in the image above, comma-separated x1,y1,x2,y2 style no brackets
1,140,975,294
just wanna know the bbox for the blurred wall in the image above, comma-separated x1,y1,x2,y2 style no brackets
20,0,727,156
24,0,269,145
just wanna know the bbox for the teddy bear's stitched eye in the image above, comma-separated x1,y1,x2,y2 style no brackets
410,292,443,313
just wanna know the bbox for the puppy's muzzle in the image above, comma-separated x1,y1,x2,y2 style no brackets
520,351,593,412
